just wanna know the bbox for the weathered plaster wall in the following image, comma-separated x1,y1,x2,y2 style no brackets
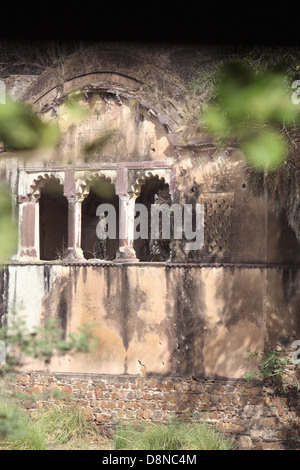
2,263,299,379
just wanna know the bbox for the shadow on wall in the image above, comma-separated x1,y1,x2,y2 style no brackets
165,267,206,378
265,267,300,347
14,262,300,381
202,267,265,379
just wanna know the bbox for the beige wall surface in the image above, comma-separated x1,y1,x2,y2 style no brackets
2,263,298,379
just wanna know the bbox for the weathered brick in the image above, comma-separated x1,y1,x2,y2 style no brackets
146,378,157,389
237,435,253,450
82,408,94,421
143,409,152,419
23,399,36,409
95,413,111,423
18,374,30,383
163,403,177,411
143,393,152,400
10,373,300,450
62,386,72,395
165,380,175,390
255,442,282,450
244,387,259,395
260,417,279,427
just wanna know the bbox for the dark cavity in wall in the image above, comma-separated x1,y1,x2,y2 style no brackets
39,179,68,261
134,176,171,262
81,177,119,261
104,264,112,298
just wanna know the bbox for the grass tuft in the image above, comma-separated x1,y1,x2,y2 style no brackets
0,401,46,450
37,404,95,445
0,401,98,450
114,419,237,451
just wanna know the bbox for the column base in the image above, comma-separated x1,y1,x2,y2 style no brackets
63,247,85,261
114,246,139,263
18,248,38,260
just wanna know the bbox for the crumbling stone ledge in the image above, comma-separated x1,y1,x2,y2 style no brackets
5,372,300,450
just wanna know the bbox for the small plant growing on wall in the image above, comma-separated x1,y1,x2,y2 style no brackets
244,348,300,395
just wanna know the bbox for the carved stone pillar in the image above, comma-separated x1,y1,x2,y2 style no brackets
115,194,139,262
62,170,84,260
18,195,39,259
114,164,138,262
64,194,85,260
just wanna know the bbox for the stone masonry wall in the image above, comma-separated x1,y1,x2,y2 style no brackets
9,372,300,450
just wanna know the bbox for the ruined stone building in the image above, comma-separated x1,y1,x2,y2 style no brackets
0,44,299,448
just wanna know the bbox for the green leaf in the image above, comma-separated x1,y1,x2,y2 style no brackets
242,130,288,170
0,98,61,151
0,183,18,263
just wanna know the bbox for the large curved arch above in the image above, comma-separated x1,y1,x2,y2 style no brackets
20,47,186,104
19,47,187,148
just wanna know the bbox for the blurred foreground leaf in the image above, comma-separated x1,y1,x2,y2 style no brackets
0,99,60,151
242,130,288,170
60,92,90,125
203,61,300,169
0,183,17,263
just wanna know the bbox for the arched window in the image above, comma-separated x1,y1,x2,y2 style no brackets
39,178,68,260
134,175,172,261
81,177,119,260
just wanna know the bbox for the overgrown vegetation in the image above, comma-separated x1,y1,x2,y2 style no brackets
113,420,237,451
0,314,97,440
0,402,99,450
0,402,237,450
194,48,300,241
0,314,97,378
244,349,300,394
0,40,81,78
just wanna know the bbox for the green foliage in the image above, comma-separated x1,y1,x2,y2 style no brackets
0,401,46,449
242,130,288,170
201,58,300,170
0,182,17,263
0,402,97,450
0,401,20,441
114,419,236,451
0,98,60,151
61,92,90,124
0,314,98,440
35,404,95,446
0,314,97,377
244,349,299,393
